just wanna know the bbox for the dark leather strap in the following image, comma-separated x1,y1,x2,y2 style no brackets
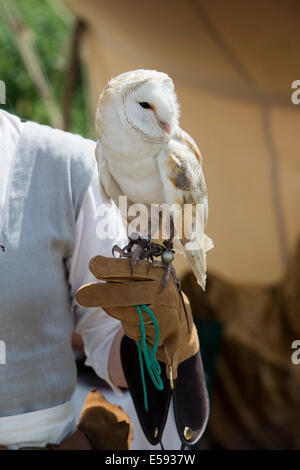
121,336,209,448
54,429,92,450
173,351,209,446
120,335,172,446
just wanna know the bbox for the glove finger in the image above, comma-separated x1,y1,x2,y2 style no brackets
76,281,157,308
89,255,166,281
105,306,154,325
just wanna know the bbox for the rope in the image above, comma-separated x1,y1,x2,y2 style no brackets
136,304,164,412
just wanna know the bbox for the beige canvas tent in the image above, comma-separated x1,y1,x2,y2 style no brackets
62,0,300,449
64,0,300,285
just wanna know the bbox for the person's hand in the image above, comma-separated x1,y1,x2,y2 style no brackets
76,255,199,383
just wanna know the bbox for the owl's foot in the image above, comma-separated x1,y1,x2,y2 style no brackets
112,234,152,274
160,262,171,292
158,234,177,291
112,244,131,258
130,244,144,274
112,235,177,291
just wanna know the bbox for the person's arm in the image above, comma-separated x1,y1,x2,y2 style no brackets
67,167,128,391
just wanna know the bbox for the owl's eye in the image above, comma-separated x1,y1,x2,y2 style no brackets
139,102,151,109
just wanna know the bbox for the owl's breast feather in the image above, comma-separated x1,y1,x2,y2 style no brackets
108,151,164,205
118,170,165,206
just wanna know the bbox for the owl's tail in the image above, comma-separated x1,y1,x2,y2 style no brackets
182,235,214,290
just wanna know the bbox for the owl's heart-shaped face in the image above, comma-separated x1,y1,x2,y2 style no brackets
121,77,179,142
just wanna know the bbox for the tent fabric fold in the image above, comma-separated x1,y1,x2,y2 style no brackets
182,239,300,449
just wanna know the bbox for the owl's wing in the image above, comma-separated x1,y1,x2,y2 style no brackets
95,140,136,232
157,130,213,289
96,140,125,206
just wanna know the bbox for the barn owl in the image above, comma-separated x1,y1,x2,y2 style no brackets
95,69,213,289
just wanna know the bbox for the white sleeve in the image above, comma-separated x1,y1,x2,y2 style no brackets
66,166,128,395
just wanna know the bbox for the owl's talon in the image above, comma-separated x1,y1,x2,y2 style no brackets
130,245,144,274
113,237,177,290
160,263,171,292
112,244,131,258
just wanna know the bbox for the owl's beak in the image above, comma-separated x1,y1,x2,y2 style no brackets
158,120,171,134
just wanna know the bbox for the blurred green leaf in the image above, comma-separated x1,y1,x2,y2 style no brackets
0,0,93,138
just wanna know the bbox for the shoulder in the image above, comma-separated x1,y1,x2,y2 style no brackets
0,109,24,149
20,119,97,219
21,119,96,170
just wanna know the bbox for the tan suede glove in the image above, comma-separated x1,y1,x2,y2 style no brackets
76,255,199,384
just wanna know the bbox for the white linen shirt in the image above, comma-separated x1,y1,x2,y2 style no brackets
0,109,127,388
0,109,126,448
0,109,181,450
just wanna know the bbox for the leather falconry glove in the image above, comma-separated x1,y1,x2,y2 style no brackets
76,255,199,383
76,255,209,448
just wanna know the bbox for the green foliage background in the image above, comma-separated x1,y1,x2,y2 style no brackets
0,0,94,138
